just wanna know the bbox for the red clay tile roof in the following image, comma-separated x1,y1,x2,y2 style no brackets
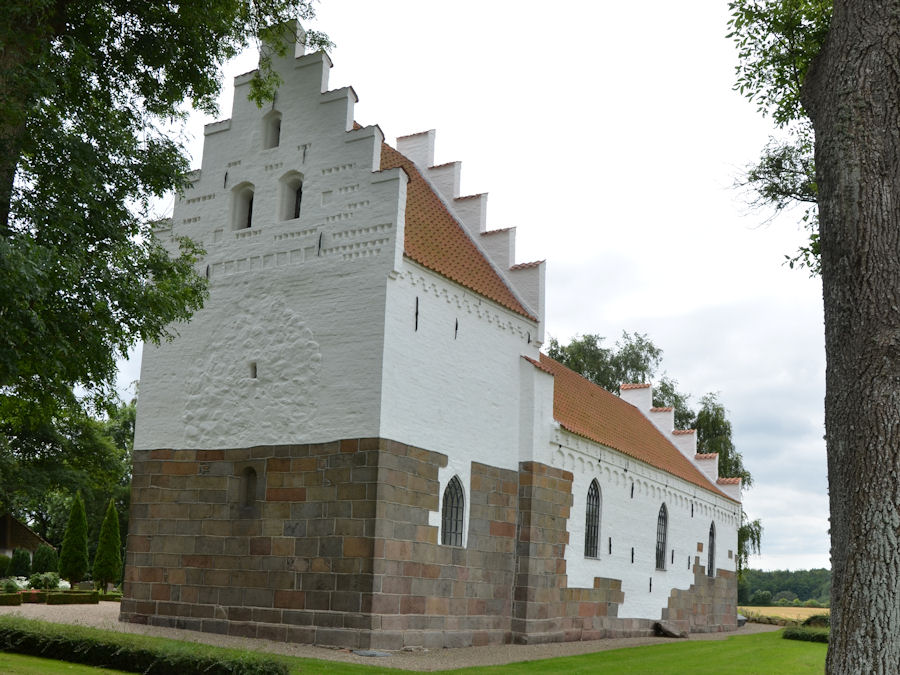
696,453,718,460
650,406,673,412
482,227,514,235
672,429,695,435
717,477,742,485
510,260,544,270
620,383,650,390
531,354,737,502
379,143,534,320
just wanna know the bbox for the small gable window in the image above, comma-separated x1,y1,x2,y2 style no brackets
441,476,465,546
232,183,255,230
584,479,601,558
263,111,282,149
708,521,716,577
655,503,668,570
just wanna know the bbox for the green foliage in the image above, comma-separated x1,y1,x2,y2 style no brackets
695,393,752,486
0,593,22,606
742,567,831,604
0,554,10,577
20,591,48,603
1,579,19,593
547,332,662,393
774,590,798,602
803,614,830,627
0,616,289,674
26,572,59,590
30,544,57,574
727,1,832,273
783,626,830,643
750,589,773,606
91,499,121,590
8,548,31,577
58,494,88,585
727,0,832,126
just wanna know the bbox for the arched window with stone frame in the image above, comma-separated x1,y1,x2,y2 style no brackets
655,503,668,570
707,521,716,577
441,475,465,546
584,479,601,557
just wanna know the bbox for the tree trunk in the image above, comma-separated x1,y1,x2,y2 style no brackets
802,2,900,672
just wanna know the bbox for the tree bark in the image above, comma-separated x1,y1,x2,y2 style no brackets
802,2,900,672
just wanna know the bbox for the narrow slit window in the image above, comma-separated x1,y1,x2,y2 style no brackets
240,467,257,508
655,503,668,570
441,476,464,546
232,184,255,230
249,362,257,379
584,480,600,557
293,182,303,219
707,522,716,577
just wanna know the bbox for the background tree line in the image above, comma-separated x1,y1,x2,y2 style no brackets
739,567,831,606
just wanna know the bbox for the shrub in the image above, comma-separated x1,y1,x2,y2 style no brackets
783,626,829,643
803,614,831,628
46,591,99,605
749,590,772,606
1,578,19,593
0,616,289,674
804,598,822,608
0,593,22,606
773,590,798,602
99,591,122,602
92,498,121,591
8,549,31,578
0,555,10,577
20,591,48,604
59,493,89,585
27,572,60,590
31,544,58,574
774,597,790,606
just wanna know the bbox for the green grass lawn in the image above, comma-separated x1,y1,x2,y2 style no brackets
0,626,826,674
0,651,128,674
442,631,826,674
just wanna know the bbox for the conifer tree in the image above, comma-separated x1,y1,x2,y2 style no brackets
8,548,30,577
92,498,121,591
58,493,88,585
31,543,58,574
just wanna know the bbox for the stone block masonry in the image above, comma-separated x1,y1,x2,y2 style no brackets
122,438,736,649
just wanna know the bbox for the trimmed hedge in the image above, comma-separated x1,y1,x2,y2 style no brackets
0,593,22,606
0,616,288,674
98,592,122,602
20,591,48,604
46,590,99,605
783,626,830,643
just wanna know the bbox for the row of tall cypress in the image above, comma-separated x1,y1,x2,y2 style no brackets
58,495,122,590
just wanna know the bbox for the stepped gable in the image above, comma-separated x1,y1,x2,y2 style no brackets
533,353,737,502
379,142,535,320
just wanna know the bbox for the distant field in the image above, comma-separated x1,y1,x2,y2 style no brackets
740,606,830,620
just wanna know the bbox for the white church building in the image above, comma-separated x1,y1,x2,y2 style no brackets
121,23,741,649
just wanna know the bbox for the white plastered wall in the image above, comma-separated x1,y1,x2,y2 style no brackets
135,38,407,450
547,430,741,619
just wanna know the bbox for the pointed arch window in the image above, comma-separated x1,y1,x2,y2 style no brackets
708,521,716,577
584,479,601,557
441,476,465,546
655,503,668,570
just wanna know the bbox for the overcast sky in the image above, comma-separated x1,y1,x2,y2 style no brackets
119,1,829,571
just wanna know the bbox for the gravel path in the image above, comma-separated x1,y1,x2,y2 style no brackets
0,602,780,671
